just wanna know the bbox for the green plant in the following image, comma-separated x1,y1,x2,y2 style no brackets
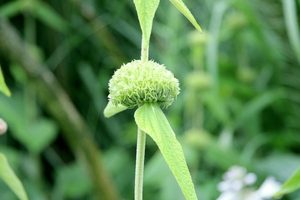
0,67,10,97
0,67,28,200
104,0,202,199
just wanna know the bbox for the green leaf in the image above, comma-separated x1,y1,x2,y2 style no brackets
0,67,11,97
169,0,202,32
0,93,58,154
133,0,160,46
134,103,197,200
0,153,28,200
103,101,128,118
282,0,300,65
55,162,92,198
274,166,300,198
27,119,59,154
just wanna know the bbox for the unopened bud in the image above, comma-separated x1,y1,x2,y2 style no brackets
108,60,180,108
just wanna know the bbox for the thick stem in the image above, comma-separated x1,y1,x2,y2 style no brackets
134,127,146,200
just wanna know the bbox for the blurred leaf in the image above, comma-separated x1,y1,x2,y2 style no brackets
234,89,285,129
0,147,22,172
0,93,58,154
133,0,160,52
203,92,231,127
54,162,91,199
0,67,11,97
205,140,241,170
169,0,202,32
25,119,58,154
0,0,69,34
0,153,28,200
103,147,135,192
0,0,24,18
144,151,171,186
11,118,58,154
282,0,300,64
104,101,128,118
135,103,197,200
256,152,300,182
274,166,300,198
32,1,70,33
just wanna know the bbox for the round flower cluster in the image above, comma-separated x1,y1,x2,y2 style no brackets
108,60,180,108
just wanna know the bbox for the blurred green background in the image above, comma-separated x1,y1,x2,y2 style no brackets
0,0,299,199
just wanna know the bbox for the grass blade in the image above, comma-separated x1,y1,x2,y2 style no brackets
0,67,11,97
169,0,202,32
282,0,300,64
0,153,28,200
274,166,300,198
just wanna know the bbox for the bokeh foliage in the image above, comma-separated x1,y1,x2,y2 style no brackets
0,0,299,199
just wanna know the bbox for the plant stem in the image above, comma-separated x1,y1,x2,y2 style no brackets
136,20,149,200
141,36,149,62
134,128,146,200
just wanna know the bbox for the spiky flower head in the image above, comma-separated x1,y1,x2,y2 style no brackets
108,60,180,108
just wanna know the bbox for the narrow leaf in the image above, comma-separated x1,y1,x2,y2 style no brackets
169,0,202,32
0,67,11,97
135,103,197,200
0,153,28,200
133,0,160,45
274,166,300,198
104,101,128,118
282,0,300,65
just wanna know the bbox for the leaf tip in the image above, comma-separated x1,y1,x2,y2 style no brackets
103,101,128,118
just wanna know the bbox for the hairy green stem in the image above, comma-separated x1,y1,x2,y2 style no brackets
134,128,146,200
134,25,149,200
141,37,149,62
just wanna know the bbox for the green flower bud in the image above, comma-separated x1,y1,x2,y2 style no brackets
108,60,180,108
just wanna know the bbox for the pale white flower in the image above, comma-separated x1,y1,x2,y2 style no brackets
217,166,257,192
217,166,281,200
255,176,282,199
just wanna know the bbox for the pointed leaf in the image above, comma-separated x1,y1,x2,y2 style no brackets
274,166,300,198
134,103,197,200
133,0,160,45
104,101,128,118
0,153,28,200
283,0,300,64
0,67,11,97
169,0,202,32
